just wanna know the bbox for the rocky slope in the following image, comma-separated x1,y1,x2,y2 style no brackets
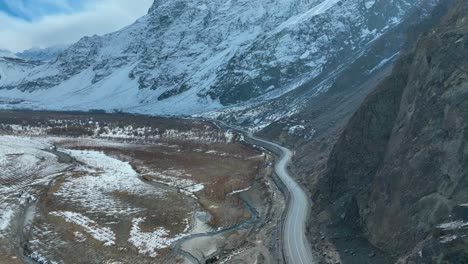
308,0,468,262
0,0,436,118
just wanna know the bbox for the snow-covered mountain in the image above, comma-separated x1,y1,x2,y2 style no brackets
0,49,17,59
0,58,42,85
16,45,68,62
0,0,437,119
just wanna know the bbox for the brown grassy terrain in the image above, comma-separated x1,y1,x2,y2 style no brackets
0,111,267,263
54,137,263,227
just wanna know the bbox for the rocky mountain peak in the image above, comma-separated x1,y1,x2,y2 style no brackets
0,0,439,118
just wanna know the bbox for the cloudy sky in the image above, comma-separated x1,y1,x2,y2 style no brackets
0,0,153,52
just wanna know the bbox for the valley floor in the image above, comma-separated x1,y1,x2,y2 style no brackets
0,111,285,264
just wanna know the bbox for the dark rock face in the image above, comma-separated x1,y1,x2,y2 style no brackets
325,55,411,203
314,0,468,261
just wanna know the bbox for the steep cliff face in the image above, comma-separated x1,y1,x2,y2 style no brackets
315,0,468,261
0,0,436,117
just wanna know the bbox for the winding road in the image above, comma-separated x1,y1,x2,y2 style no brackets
215,121,315,264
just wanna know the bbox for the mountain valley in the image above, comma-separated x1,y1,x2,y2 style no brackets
0,0,467,263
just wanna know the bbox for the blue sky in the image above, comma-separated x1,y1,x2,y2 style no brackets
0,0,153,52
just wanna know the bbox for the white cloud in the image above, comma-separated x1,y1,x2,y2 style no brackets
0,0,153,52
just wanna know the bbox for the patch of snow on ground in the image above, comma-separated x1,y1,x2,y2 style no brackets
50,211,115,246
219,247,248,264
440,234,458,244
368,52,400,74
227,187,251,196
224,130,235,143
128,217,189,257
288,125,306,135
0,136,67,205
74,231,87,242
143,169,204,198
145,169,194,187
0,206,14,232
185,184,205,193
54,149,165,215
365,1,376,9
438,220,468,231
190,212,212,235
29,251,59,264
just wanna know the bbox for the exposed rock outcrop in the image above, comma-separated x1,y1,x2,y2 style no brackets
311,0,468,262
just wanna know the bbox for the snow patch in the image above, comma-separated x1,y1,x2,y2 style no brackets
224,130,235,143
74,231,87,242
0,206,14,232
440,234,458,244
368,52,400,74
288,125,306,135
128,217,189,257
365,1,376,9
185,184,204,193
275,0,342,32
50,211,116,246
227,187,251,196
54,149,164,215
438,220,468,231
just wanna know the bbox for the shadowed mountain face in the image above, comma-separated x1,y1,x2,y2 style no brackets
0,0,436,117
311,0,468,261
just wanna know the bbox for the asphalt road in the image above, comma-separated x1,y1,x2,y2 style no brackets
244,132,315,264
213,119,315,264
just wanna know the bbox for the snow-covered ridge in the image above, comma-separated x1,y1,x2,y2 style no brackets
16,45,68,62
0,49,17,59
0,57,42,86
0,0,435,116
